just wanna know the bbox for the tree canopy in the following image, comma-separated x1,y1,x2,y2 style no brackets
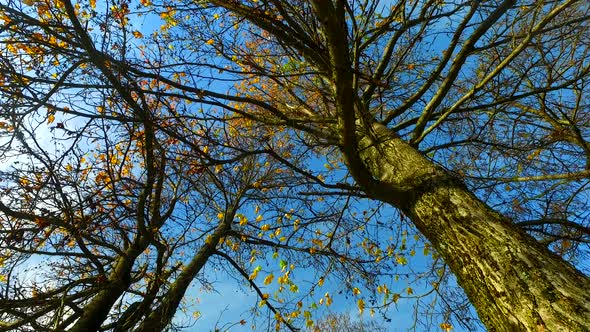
0,0,589,331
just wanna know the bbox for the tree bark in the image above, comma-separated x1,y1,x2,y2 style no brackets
357,123,590,331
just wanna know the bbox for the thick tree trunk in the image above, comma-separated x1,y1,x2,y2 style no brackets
358,123,590,331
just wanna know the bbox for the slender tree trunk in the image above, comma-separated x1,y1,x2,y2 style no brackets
69,246,143,332
357,123,590,331
135,219,231,331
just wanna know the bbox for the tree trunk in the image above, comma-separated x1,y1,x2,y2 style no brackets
69,246,142,332
135,218,232,331
357,123,590,331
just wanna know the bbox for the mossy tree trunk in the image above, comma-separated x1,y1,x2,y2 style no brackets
356,123,590,331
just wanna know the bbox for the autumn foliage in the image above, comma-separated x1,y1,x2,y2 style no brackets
1,0,590,331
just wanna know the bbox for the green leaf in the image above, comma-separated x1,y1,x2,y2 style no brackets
279,259,288,271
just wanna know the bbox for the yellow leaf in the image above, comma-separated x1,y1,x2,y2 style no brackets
47,114,55,124
357,299,365,314
239,216,248,226
440,323,453,331
256,215,263,222
293,219,300,231
263,274,274,285
261,224,270,231
89,0,96,9
277,271,290,284
396,255,408,265
352,287,361,296
132,31,143,38
217,212,224,219
249,270,258,280
206,39,215,45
